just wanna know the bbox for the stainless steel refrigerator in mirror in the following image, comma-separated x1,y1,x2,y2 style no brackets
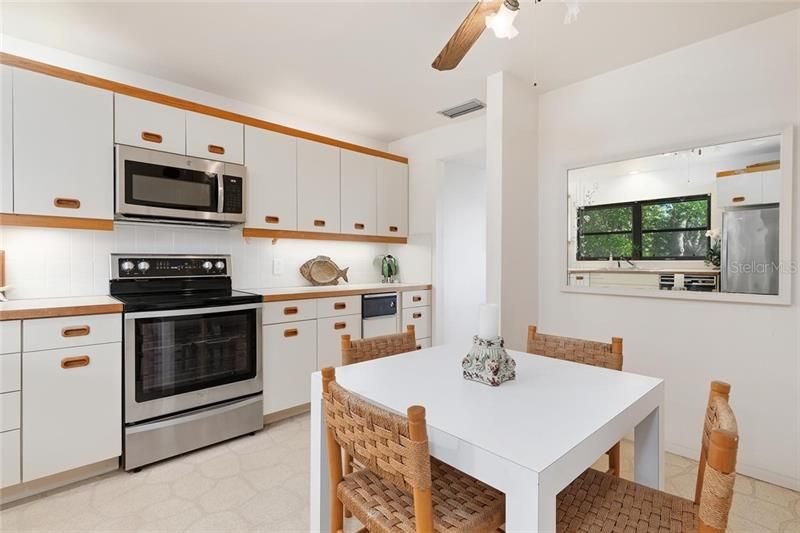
721,205,779,295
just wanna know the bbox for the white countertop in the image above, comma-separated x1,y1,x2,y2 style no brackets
246,282,431,301
0,295,122,320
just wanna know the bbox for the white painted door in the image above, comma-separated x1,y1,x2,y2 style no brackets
340,151,377,235
22,342,122,482
0,66,12,213
377,159,409,237
13,69,113,219
186,111,244,164
297,139,340,232
244,127,297,230
715,174,763,207
114,94,186,155
317,314,361,370
263,320,317,415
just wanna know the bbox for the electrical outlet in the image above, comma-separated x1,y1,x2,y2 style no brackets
273,258,284,275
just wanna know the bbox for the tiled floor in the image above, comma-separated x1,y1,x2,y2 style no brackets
1,414,798,532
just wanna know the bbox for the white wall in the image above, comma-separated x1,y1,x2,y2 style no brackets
438,158,486,346
536,10,800,489
388,116,486,343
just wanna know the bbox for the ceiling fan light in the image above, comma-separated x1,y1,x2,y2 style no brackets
485,1,519,40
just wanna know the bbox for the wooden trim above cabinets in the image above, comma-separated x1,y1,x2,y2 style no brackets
0,53,409,164
0,213,114,231
242,227,407,244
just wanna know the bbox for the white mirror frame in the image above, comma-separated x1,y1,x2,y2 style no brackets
560,125,794,306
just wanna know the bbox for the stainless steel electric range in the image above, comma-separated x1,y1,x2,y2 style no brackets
110,254,263,471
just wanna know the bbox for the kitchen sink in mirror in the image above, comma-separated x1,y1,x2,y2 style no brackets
565,128,793,304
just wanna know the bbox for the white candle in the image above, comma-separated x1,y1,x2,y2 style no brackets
478,304,499,339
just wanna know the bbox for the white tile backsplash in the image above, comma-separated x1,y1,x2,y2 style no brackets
0,223,391,300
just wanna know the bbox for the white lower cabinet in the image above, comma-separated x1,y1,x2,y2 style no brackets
22,342,122,482
415,338,432,351
1,430,20,488
263,320,317,415
402,306,431,340
317,314,361,370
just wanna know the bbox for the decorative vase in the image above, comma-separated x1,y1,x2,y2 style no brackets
462,336,516,386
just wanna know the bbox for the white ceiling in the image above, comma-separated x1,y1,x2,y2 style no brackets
2,1,797,143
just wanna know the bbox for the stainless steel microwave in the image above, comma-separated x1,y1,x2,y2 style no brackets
115,145,246,225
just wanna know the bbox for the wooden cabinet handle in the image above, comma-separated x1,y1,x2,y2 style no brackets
334,302,346,310
732,196,746,203
61,325,90,337
284,328,298,338
412,296,422,302
334,322,346,330
208,144,225,155
283,306,298,315
354,223,365,230
412,312,422,319
265,216,280,224
388,226,399,233
575,275,585,281
54,198,80,209
141,131,163,144
314,219,326,227
61,355,90,369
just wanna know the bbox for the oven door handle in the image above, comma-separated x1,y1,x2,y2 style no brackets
125,302,262,320
217,173,225,214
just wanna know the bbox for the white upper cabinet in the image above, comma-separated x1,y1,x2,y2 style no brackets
115,94,185,155
297,139,340,233
13,69,113,220
715,169,781,208
244,127,297,230
186,111,243,164
377,159,409,237
760,169,781,204
0,66,12,213
340,150,377,235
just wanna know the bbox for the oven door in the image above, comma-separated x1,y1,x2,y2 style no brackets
124,303,262,424
116,144,229,223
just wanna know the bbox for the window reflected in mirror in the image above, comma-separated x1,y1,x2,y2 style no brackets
567,134,783,296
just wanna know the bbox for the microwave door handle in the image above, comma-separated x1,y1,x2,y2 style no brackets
217,174,225,213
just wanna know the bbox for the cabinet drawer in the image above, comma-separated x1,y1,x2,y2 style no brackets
263,299,317,325
402,290,431,309
0,353,21,393
186,111,243,164
317,315,361,370
23,314,121,352
0,430,20,488
415,338,432,351
23,343,122,482
263,320,317,415
402,306,431,340
0,391,20,431
0,321,20,354
115,94,186,155
317,295,361,318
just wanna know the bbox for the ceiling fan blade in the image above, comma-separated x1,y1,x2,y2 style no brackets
432,0,503,71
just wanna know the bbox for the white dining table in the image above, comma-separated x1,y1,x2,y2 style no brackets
309,344,664,532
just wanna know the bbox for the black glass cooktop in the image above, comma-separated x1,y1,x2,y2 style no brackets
110,278,261,313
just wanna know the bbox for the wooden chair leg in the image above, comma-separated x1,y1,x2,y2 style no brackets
607,442,621,477
343,451,353,518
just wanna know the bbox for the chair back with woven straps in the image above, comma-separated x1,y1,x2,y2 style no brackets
527,325,623,476
526,325,623,371
694,381,739,532
341,324,417,366
321,367,434,533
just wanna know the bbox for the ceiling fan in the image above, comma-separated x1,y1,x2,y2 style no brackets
432,0,520,71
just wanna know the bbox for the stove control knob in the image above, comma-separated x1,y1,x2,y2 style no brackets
137,261,150,273
214,261,225,271
202,261,213,271
120,261,135,273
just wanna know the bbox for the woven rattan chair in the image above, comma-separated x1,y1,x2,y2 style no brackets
556,380,739,532
341,324,417,366
526,325,624,476
321,367,505,533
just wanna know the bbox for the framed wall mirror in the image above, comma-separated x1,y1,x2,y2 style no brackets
564,127,793,304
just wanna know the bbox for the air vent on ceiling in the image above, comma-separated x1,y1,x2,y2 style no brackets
438,99,486,119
